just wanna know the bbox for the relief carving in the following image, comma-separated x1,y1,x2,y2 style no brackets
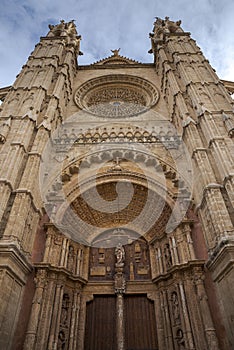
175,329,185,349
57,330,66,350
114,271,126,294
171,291,181,325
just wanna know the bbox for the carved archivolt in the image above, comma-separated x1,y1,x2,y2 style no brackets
74,75,159,118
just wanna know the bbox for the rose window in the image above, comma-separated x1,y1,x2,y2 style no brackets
74,75,159,118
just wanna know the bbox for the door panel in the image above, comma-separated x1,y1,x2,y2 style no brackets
84,295,117,350
125,295,158,350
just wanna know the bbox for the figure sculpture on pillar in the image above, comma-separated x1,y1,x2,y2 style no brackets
115,243,125,266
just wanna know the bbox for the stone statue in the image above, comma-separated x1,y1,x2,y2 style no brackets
176,329,185,349
164,243,172,268
115,243,125,265
171,291,180,324
111,48,120,56
57,330,66,350
60,293,70,327
150,16,183,40
67,245,74,272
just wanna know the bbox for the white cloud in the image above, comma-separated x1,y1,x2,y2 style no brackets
0,0,234,87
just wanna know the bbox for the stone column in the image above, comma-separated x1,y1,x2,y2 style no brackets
114,243,126,350
194,269,219,350
149,292,166,350
179,282,195,349
70,290,81,350
77,294,93,350
59,237,68,266
116,293,125,350
24,270,47,350
35,278,55,349
47,282,63,350
161,290,174,349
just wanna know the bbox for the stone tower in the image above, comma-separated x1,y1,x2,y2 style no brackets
0,17,233,350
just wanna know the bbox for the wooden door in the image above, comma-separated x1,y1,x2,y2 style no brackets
84,294,157,350
84,295,117,350
124,294,158,350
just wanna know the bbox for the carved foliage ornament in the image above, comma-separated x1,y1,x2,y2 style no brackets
74,75,160,118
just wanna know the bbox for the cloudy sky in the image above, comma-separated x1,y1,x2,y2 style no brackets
0,0,233,88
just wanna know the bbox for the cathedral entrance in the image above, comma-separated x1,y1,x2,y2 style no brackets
83,235,158,350
84,294,158,350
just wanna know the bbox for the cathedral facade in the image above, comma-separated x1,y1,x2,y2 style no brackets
0,17,234,350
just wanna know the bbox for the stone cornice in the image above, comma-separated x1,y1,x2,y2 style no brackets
34,262,87,284
221,79,234,94
78,63,155,70
0,85,11,100
152,260,205,284
206,239,234,282
0,242,33,284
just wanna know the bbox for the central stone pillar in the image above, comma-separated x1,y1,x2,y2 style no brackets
116,293,124,350
114,243,126,350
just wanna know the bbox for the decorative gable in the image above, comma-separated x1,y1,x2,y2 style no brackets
92,49,140,65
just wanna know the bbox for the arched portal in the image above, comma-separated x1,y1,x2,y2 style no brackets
29,150,214,350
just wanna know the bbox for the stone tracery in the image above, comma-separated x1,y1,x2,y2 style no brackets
74,74,160,117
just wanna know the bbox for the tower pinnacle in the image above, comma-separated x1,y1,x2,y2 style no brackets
47,20,82,54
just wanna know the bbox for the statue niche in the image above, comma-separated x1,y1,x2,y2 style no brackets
67,245,75,272
171,291,181,325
